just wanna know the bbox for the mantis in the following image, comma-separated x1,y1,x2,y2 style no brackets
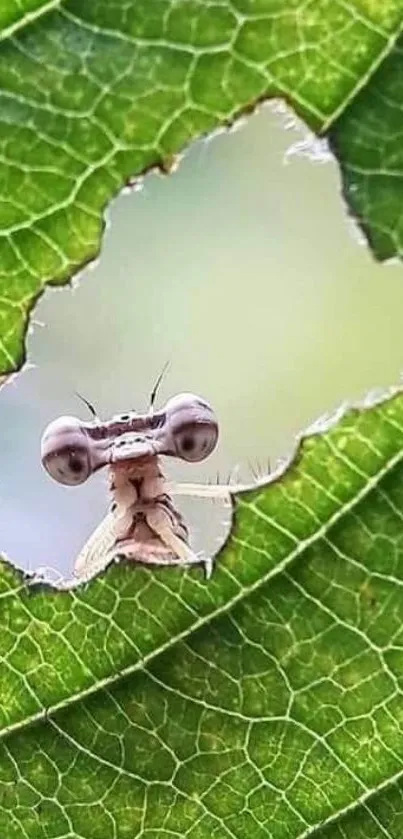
41,392,233,582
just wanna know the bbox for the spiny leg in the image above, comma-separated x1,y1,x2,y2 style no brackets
169,477,272,501
169,482,233,502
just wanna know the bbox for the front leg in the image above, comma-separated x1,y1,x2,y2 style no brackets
145,505,214,579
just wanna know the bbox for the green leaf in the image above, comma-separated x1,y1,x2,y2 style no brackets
0,1,58,40
0,0,61,41
329,32,403,262
2,389,403,836
0,1,402,375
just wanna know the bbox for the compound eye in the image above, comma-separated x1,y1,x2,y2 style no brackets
41,416,92,486
175,423,218,462
43,446,91,485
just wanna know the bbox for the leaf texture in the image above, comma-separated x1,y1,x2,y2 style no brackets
2,391,403,836
0,0,402,373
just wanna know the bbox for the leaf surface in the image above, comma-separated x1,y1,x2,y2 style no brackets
2,391,403,836
0,0,59,39
0,0,402,373
330,33,403,261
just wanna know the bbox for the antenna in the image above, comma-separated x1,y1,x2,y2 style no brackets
149,361,170,412
75,392,99,420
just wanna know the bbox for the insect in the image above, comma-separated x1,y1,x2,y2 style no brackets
41,392,230,582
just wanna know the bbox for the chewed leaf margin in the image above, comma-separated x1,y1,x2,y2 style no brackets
2,384,403,837
0,1,401,374
1,382,403,737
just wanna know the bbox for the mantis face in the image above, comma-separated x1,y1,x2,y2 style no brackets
40,393,221,582
41,393,219,486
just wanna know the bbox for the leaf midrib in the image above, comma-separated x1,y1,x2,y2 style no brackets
303,761,403,839
322,20,403,131
0,0,64,43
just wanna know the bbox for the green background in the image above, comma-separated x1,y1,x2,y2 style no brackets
1,105,403,578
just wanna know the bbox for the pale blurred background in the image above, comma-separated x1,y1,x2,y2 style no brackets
1,104,403,579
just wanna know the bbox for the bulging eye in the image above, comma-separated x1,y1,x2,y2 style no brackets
43,446,91,485
174,423,218,462
41,416,92,486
